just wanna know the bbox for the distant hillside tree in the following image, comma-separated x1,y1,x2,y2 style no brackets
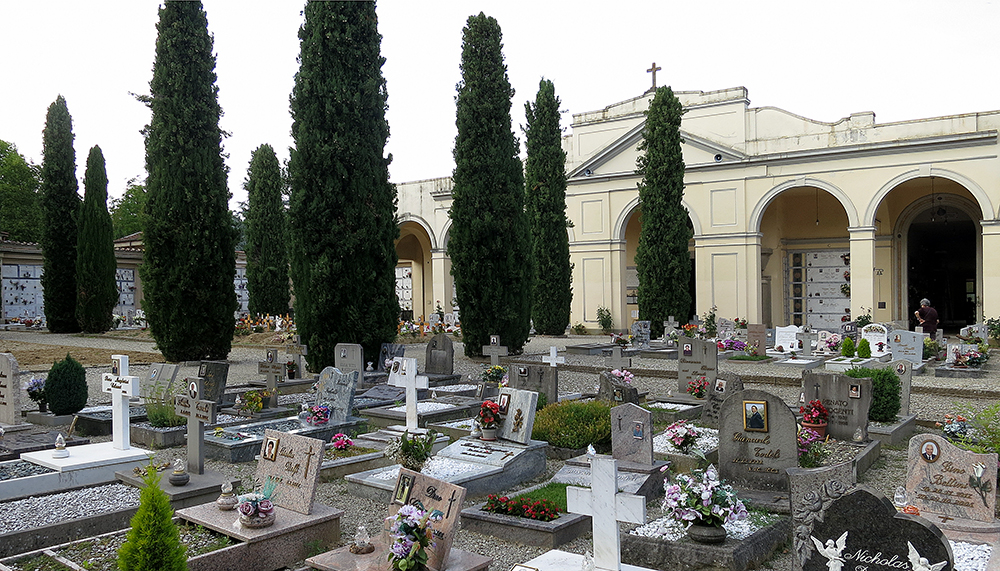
244,144,289,315
449,13,532,357
524,78,572,335
0,140,43,243
76,146,119,332
109,178,147,240
40,95,81,333
288,1,398,369
141,1,236,361
634,86,691,335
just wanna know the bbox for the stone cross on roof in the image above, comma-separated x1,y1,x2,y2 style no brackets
542,346,565,368
646,62,662,91
174,377,217,475
482,335,508,367
568,456,646,571
606,346,631,370
101,354,139,451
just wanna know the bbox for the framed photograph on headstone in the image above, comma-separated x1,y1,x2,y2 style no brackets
393,473,414,505
392,360,400,373
849,384,861,399
683,342,693,357
490,335,499,345
920,440,940,463
199,363,207,376
340,347,348,359
111,357,121,376
632,421,644,439
262,436,279,462
716,379,727,393
743,400,768,432
518,366,527,377
266,349,278,363
614,388,624,402
497,393,510,414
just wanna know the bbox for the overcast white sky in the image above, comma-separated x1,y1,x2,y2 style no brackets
1,0,998,210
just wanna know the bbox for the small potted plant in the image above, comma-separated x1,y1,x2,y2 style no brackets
305,403,330,426
686,377,709,399
384,430,438,472
800,399,829,437
237,476,278,528
662,464,748,544
386,505,443,571
286,360,298,379
477,401,502,440
25,377,46,413
481,364,507,386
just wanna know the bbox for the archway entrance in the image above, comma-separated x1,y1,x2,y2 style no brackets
623,208,695,332
396,221,433,322
906,205,977,330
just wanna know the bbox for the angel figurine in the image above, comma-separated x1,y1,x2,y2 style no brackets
810,531,848,571
907,542,947,571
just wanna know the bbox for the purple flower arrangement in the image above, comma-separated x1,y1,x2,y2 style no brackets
386,504,442,571
662,464,748,527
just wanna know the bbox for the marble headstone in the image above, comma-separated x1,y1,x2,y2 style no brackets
255,429,324,515
840,321,857,341
425,333,455,375
0,353,20,425
631,320,651,350
905,433,998,523
386,469,466,571
801,370,872,442
718,388,797,492
611,403,653,466
716,318,736,340
139,363,180,400
496,387,538,445
861,323,890,358
598,370,639,404
890,330,923,365
945,343,979,365
747,323,766,355
774,325,800,352
677,337,718,394
197,361,229,404
887,360,913,415
377,343,405,372
511,364,557,407
315,367,359,424
700,373,744,429
334,343,364,380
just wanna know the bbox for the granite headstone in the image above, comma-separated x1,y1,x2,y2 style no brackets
676,338,718,394
496,387,538,445
598,370,639,404
905,433,998,523
787,461,856,571
334,343,364,380
315,367,359,424
255,429,324,515
510,364,557,407
425,333,455,375
801,370,872,442
747,323,766,355
386,469,467,571
887,359,913,415
198,360,229,404
718,388,797,492
717,318,736,340
139,363,181,401
611,403,653,466
700,373,744,429
0,353,20,425
377,343,405,372
890,330,923,365
631,320,651,350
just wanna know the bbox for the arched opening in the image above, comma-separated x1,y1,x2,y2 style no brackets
623,207,696,331
396,221,433,322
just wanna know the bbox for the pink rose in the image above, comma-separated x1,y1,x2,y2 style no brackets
238,502,256,516
258,499,275,514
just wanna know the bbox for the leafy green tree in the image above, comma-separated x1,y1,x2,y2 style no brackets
449,13,532,357
76,146,119,332
117,464,187,571
109,177,147,239
40,95,81,333
244,144,289,315
0,140,43,243
141,1,236,361
524,79,572,335
288,1,398,369
634,86,690,337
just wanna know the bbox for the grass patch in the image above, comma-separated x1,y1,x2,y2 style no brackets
516,482,572,512
10,553,65,571
728,355,771,361
324,446,379,461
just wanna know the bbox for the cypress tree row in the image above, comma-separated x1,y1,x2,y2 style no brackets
449,13,532,357
76,146,119,332
524,79,572,335
634,86,691,335
40,95,81,333
244,144,289,316
288,1,399,369
141,1,236,361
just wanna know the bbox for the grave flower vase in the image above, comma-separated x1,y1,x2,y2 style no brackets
481,427,497,441
37,401,47,413
240,512,276,529
801,421,827,438
687,521,727,544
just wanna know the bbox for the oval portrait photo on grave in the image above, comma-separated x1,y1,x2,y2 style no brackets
920,439,940,463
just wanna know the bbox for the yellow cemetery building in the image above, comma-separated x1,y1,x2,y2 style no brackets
395,86,1000,333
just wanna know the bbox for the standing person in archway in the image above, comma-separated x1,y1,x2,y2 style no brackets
914,298,939,337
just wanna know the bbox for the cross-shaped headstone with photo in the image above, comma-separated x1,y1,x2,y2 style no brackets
102,354,140,451
482,335,508,366
255,429,324,514
257,348,284,408
174,377,217,475
314,367,358,424
496,387,538,444
334,343,364,380
611,403,653,466
567,457,646,571
388,357,428,431
663,316,679,347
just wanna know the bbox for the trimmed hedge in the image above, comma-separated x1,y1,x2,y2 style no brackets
845,367,902,422
532,400,611,450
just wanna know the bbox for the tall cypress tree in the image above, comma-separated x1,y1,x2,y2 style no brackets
449,13,532,356
76,146,118,332
40,95,81,333
524,79,572,335
0,140,43,243
244,144,289,316
142,1,236,361
634,86,691,334
288,1,398,369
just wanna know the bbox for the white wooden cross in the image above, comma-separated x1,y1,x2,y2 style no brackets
101,354,139,451
388,357,428,431
257,348,285,408
174,377,217,475
286,335,308,376
567,457,646,571
482,335,508,366
796,330,819,357
542,346,565,368
606,346,631,370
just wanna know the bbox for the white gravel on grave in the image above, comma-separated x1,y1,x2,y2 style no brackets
437,418,475,429
953,541,992,571
431,384,478,392
0,483,140,535
647,402,695,411
630,514,777,541
387,402,456,413
368,458,480,483
653,427,719,455
371,467,401,481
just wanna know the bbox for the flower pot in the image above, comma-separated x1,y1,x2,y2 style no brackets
37,401,47,413
240,512,276,528
801,421,827,438
481,428,497,441
687,521,727,544
287,369,297,379
261,396,272,410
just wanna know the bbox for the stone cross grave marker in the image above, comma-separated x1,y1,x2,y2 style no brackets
700,373,744,429
377,343,405,372
801,371,872,442
663,316,679,345
0,353,21,426
139,363,180,401
101,354,140,451
630,320,651,350
861,323,890,357
598,370,639,404
255,429,324,515
905,433,998,524
542,346,565,368
747,323,766,355
887,359,913,415
717,318,736,340
606,346,631,370
511,365,557,408
387,469,467,571
677,337,718,394
718,388,797,492
774,325,799,352
796,330,818,357
611,403,653,465
891,330,923,365
425,333,455,375
496,387,538,444
315,367,358,424
257,348,284,408
285,334,308,376
482,335,508,366
568,456,646,571
388,357,428,431
334,343,364,381
197,360,228,404
173,377,217,475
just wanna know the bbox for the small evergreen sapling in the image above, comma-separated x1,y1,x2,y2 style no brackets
45,353,87,416
840,336,856,358
118,464,187,571
856,338,872,359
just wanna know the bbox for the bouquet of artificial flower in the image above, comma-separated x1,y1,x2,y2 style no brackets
25,377,46,404
481,365,507,386
800,399,829,424
307,404,330,426
663,420,700,454
686,377,709,398
662,465,748,527
610,369,634,384
331,433,353,450
386,504,442,571
237,477,278,520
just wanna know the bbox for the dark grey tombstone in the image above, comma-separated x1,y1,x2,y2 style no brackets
803,487,953,571
840,321,857,341
801,370,872,442
718,388,797,492
377,343,405,372
335,343,365,380
359,384,406,402
611,403,653,466
747,323,766,355
315,367,359,424
631,320,651,350
787,462,856,571
765,328,775,348
425,333,454,375
198,361,229,404
676,338,718,394
598,370,639,404
510,364,557,407
700,372,744,429
139,363,180,400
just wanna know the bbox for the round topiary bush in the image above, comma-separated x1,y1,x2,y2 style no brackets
531,400,611,450
845,367,901,422
856,338,871,359
46,353,88,416
840,336,855,358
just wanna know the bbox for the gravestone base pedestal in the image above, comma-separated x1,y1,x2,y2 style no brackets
306,542,492,571
935,365,988,378
773,357,824,369
218,405,296,421
868,413,917,446
0,420,32,433
565,342,618,355
552,453,669,502
115,468,240,509
5,442,149,501
24,411,75,426
640,346,678,360
522,548,656,571
353,425,451,453
823,357,878,372
0,431,90,461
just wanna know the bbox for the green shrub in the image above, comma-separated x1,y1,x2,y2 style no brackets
536,391,548,410
142,375,184,428
532,400,611,449
118,464,187,571
46,354,87,416
596,307,613,334
923,338,942,360
845,367,901,422
840,336,855,357
856,338,871,359
571,323,588,335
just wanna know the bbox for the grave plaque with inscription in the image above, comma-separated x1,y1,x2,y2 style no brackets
890,330,923,365
315,367,359,424
0,353,20,425
700,373,744,429
497,387,538,445
747,324,766,355
718,389,797,491
631,320,651,349
801,371,872,442
386,469,467,571
905,433,997,523
255,429,325,515
611,403,653,465
334,343,364,380
510,364,557,407
198,361,229,404
677,338,718,394
139,363,180,400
